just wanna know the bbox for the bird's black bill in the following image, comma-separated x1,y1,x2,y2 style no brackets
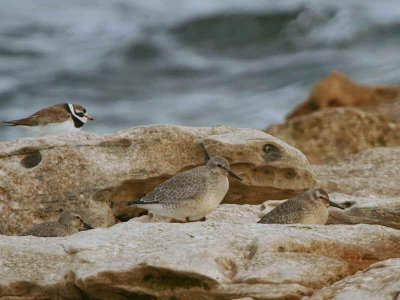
329,200,345,210
228,169,242,181
126,200,138,206
82,222,94,230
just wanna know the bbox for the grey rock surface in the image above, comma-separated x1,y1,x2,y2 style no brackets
0,125,315,235
1,221,399,300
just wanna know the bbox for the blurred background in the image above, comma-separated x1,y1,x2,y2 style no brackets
1,0,399,140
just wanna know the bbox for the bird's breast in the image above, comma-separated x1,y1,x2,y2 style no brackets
205,175,229,204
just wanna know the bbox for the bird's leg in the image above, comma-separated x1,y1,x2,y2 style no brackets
169,218,186,223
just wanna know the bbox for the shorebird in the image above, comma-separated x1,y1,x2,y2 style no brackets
127,156,242,222
22,210,93,237
258,188,344,225
3,103,93,136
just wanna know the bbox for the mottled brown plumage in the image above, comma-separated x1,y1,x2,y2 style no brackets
22,211,93,237
258,189,344,225
4,104,71,126
127,156,242,222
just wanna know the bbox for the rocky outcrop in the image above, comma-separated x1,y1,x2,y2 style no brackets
0,125,315,235
286,71,400,121
254,146,400,230
258,194,400,230
266,108,400,164
1,109,399,300
326,193,400,230
314,147,400,197
308,259,400,300
1,221,399,300
306,147,400,229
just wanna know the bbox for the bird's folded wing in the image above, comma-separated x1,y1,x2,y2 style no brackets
260,199,308,223
22,222,55,236
3,103,69,126
138,169,206,204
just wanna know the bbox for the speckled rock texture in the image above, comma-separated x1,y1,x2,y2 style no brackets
266,108,400,164
306,259,400,300
0,125,315,235
1,123,399,300
258,193,400,230
314,147,400,197
0,221,399,300
326,193,400,230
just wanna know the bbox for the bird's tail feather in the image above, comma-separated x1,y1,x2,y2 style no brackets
3,121,17,126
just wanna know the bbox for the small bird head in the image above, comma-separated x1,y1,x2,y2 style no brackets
206,156,242,181
58,211,94,231
68,103,94,123
312,189,344,210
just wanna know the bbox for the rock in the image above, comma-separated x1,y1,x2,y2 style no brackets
255,147,400,230
307,259,400,300
314,147,400,197
256,193,399,230
326,193,400,230
258,194,400,230
286,71,400,121
300,147,400,230
0,125,315,235
134,203,263,224
266,107,400,164
0,221,399,299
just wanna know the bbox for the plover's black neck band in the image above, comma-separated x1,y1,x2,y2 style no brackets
65,103,84,128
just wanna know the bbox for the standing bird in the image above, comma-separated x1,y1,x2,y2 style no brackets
22,211,93,237
258,189,344,225
127,156,242,222
3,103,93,136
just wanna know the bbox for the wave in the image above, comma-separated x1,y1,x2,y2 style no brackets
1,0,400,140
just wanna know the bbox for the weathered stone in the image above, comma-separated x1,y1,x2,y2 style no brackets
307,259,400,300
0,125,315,235
326,193,400,230
257,193,400,231
287,71,400,121
266,107,400,164
0,221,399,300
203,130,316,203
134,203,262,224
314,147,400,197
256,147,400,230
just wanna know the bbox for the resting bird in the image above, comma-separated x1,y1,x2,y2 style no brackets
22,210,93,237
3,103,93,136
258,189,344,225
127,156,242,222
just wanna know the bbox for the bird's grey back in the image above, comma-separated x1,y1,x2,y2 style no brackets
22,221,70,237
259,196,314,224
140,165,209,204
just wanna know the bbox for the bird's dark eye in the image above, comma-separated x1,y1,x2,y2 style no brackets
75,216,80,219
83,109,86,113
76,112,84,117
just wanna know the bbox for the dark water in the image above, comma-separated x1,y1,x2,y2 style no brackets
1,0,400,140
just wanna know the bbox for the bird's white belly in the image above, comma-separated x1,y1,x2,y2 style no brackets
144,177,229,222
24,119,79,136
179,176,229,221
302,206,329,225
